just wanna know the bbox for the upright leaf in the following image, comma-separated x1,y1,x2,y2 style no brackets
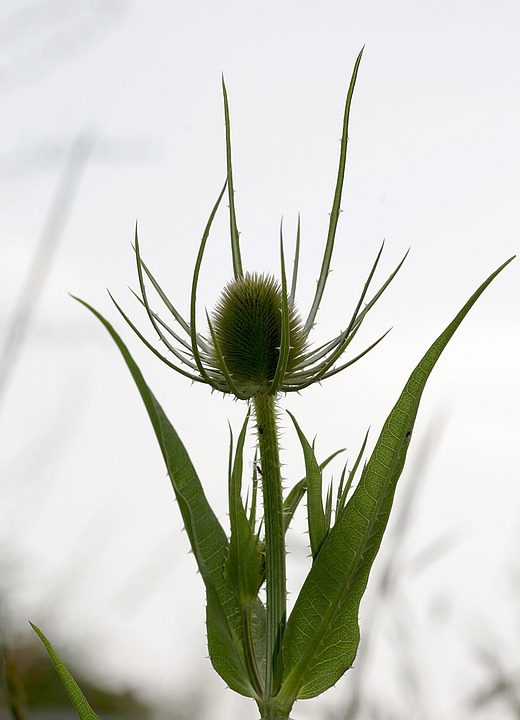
75,298,260,697
31,624,100,720
283,448,345,533
226,411,264,602
278,257,514,703
336,429,369,518
287,412,326,558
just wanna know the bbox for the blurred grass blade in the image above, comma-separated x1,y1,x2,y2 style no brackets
2,649,27,720
287,412,326,558
75,297,259,697
30,623,99,720
279,256,515,702
303,48,364,336
222,76,243,278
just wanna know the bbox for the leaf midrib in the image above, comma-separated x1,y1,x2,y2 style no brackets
279,401,417,703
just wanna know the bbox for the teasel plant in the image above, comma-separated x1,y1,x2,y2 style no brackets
30,48,514,720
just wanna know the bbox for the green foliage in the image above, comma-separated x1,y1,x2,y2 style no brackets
287,412,327,559
31,46,513,720
226,410,264,603
283,448,346,533
30,624,100,720
277,256,514,704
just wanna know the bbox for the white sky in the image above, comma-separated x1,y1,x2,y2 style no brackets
0,2,519,719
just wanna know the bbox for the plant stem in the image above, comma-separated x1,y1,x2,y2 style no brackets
254,393,286,697
258,705,291,720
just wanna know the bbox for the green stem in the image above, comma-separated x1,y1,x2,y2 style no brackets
258,705,291,720
254,393,286,697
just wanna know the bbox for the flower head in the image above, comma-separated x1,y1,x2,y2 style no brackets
210,272,307,397
110,48,407,400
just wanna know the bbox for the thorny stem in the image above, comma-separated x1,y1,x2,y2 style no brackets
258,705,291,720
254,393,286,698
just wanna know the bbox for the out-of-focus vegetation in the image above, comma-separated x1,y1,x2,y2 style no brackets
1,641,150,719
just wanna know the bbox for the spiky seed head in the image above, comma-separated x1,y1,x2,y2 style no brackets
210,272,306,396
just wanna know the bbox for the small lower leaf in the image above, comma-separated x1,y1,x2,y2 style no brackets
283,448,345,532
287,412,326,558
31,623,100,720
226,411,264,603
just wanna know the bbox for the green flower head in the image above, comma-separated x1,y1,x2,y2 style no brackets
111,48,406,400
210,272,307,396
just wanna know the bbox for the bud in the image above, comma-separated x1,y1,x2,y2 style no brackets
210,272,306,396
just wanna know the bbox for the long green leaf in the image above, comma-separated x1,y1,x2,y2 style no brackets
226,411,263,602
31,623,100,720
283,448,345,533
75,297,258,697
279,256,514,702
226,413,265,696
287,412,326,558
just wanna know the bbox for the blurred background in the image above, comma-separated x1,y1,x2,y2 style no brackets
0,1,519,718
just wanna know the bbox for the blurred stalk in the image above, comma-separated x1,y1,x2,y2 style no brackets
0,134,93,408
2,648,27,720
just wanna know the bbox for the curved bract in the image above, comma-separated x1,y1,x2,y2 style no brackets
110,49,407,403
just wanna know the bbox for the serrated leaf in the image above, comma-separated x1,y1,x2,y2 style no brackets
324,480,334,532
31,623,100,720
75,298,261,698
283,448,345,533
226,411,264,602
278,257,514,703
287,412,326,558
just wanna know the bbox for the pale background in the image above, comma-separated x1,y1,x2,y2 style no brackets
0,1,519,718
